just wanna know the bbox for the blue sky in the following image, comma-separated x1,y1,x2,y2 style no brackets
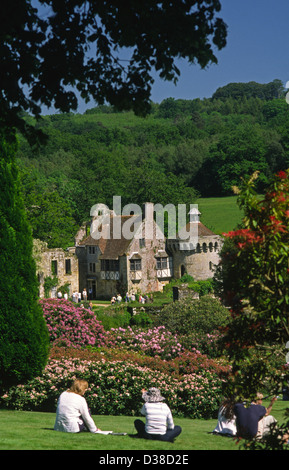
40,0,289,113
150,0,289,103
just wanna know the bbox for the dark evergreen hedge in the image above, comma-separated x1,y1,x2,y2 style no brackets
0,132,49,391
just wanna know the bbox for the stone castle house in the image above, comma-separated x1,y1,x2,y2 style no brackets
35,206,222,299
75,211,173,299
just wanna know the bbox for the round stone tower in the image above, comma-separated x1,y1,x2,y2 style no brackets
167,208,222,280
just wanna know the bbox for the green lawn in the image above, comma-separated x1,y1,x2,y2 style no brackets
198,196,243,234
1,400,287,450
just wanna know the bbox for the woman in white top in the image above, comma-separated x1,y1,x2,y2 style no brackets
134,387,182,442
213,397,237,436
54,379,100,433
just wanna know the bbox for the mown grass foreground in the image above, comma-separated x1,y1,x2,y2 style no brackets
0,400,287,451
0,410,237,451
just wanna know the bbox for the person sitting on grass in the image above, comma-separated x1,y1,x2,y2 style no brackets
134,387,182,442
54,378,101,433
213,397,237,437
253,393,277,438
234,393,277,440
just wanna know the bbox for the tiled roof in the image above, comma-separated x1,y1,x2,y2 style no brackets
78,215,138,259
177,222,217,240
196,222,216,237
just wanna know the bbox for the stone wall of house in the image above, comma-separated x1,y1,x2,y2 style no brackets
75,217,174,299
126,234,170,295
33,240,79,298
75,245,88,294
97,255,126,299
78,238,171,299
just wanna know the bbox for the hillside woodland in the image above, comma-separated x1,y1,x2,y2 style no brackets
16,79,289,248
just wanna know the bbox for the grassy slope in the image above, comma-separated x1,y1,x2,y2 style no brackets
1,400,288,450
197,196,243,235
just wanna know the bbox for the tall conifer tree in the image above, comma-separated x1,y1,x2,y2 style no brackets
0,131,49,391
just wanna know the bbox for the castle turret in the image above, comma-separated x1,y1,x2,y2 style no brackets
167,208,222,280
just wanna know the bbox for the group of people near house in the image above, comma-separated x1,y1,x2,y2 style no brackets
53,377,287,444
71,289,88,303
57,288,154,306
110,292,153,305
57,289,89,303
110,293,123,304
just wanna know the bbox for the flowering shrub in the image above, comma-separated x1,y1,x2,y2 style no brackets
41,300,182,360
106,325,183,360
1,358,223,418
179,330,225,359
40,299,107,348
224,227,264,249
2,299,230,419
171,350,230,379
49,346,230,378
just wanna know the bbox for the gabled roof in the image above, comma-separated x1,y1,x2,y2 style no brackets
78,215,139,259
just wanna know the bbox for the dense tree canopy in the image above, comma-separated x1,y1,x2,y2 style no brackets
212,79,285,101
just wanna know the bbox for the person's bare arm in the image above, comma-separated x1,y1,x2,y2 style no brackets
266,396,277,416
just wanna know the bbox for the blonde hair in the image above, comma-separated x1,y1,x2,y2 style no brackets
68,379,89,396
